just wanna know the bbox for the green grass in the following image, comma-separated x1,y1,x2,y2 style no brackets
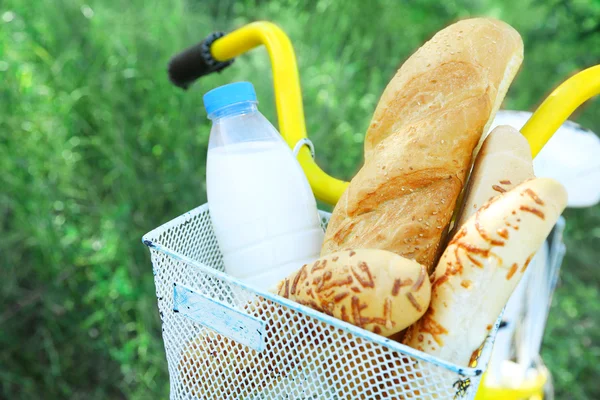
1,0,599,399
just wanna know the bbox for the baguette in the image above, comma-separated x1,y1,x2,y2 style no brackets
454,125,534,231
321,18,524,271
275,249,431,336
403,178,567,366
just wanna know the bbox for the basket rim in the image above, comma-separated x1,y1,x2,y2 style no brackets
142,203,498,378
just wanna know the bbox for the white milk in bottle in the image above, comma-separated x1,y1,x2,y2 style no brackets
204,82,324,290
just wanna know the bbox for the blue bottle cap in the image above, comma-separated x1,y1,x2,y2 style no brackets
203,81,257,115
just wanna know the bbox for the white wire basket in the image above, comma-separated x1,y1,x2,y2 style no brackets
143,204,502,400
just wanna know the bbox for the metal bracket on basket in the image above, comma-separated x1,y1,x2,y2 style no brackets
293,137,315,159
173,282,267,352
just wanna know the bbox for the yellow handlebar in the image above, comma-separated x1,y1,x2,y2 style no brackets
521,65,600,157
211,22,348,205
211,21,599,207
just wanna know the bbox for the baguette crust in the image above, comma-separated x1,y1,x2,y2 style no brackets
403,178,567,366
322,18,524,270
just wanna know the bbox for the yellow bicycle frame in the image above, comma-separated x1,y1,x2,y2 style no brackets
521,64,600,157
475,371,547,400
209,20,599,400
211,21,348,205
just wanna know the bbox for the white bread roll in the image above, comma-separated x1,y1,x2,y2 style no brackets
454,125,535,230
403,178,567,366
275,249,431,336
322,18,524,271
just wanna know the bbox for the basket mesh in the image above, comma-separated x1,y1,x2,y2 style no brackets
144,204,491,399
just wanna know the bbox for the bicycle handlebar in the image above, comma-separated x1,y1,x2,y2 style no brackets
169,21,600,206
169,22,348,205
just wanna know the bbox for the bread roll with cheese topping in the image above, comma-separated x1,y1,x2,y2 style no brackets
275,249,431,337
403,178,567,366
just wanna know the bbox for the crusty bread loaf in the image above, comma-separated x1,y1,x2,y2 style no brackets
454,125,534,231
403,178,567,366
179,300,332,399
321,18,524,271
275,249,431,336
179,329,272,399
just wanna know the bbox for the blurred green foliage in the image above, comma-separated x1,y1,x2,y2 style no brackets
1,0,599,399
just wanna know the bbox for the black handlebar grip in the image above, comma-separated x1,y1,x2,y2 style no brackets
167,32,234,90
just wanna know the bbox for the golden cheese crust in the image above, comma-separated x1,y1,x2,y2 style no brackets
403,178,567,366
276,248,431,336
